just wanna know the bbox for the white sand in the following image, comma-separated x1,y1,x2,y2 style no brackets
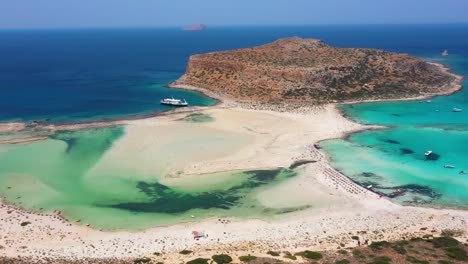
1,105,467,263
0,122,26,134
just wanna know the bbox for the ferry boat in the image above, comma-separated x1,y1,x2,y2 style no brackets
160,97,188,107
452,108,463,112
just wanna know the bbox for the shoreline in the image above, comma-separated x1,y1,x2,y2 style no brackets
0,136,49,144
1,104,467,262
341,62,464,105
0,61,462,136
2,188,467,262
0,62,466,261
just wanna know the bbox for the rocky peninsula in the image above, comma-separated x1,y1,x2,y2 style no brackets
1,38,466,264
171,37,461,105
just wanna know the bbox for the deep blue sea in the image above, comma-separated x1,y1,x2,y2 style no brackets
0,24,467,209
1,24,467,122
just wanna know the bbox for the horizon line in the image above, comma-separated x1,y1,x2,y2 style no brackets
1,22,468,30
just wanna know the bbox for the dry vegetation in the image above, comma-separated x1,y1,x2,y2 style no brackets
174,37,455,104
2,235,466,264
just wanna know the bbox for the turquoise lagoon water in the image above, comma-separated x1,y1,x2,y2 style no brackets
1,25,468,228
321,51,468,208
0,127,298,230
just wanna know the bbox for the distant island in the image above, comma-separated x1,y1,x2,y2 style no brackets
172,37,461,104
183,24,207,31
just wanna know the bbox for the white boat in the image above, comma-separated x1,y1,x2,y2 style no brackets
442,49,449,56
160,97,188,107
459,171,467,175
366,185,373,189
424,150,433,156
452,108,463,112
426,100,431,103
444,165,455,169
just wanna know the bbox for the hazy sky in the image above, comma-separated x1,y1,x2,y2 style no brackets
1,0,467,29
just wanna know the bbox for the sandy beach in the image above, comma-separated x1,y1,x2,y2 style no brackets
0,122,27,134
1,99,467,263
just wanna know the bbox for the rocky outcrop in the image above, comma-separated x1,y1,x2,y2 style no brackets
183,24,207,31
172,37,458,104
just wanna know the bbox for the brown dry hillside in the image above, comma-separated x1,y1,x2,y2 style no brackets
173,37,456,104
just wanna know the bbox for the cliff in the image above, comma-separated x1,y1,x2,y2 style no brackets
172,37,459,104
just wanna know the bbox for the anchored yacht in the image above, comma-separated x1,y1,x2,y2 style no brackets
160,97,188,107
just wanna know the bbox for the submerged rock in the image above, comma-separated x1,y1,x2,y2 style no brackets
400,148,414,154
425,152,440,160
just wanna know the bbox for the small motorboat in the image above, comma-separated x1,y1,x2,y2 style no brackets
459,171,467,175
444,165,455,169
426,100,432,103
452,108,463,112
424,150,433,156
366,185,373,189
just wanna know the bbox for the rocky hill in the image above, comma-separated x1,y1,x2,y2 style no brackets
172,37,459,104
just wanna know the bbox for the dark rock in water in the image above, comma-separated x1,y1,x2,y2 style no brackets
391,113,401,117
398,184,441,200
273,205,312,214
361,172,377,177
289,160,317,170
106,168,295,214
50,137,78,153
248,168,283,181
360,181,379,187
375,183,441,202
386,189,407,198
384,139,400,144
400,148,414,154
425,152,440,160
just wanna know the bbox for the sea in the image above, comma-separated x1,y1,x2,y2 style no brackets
0,25,467,229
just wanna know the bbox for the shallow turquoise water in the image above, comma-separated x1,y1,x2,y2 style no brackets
1,25,468,228
321,127,468,207
0,127,299,230
322,52,468,208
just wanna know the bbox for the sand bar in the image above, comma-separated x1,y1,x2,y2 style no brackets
1,103,467,263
